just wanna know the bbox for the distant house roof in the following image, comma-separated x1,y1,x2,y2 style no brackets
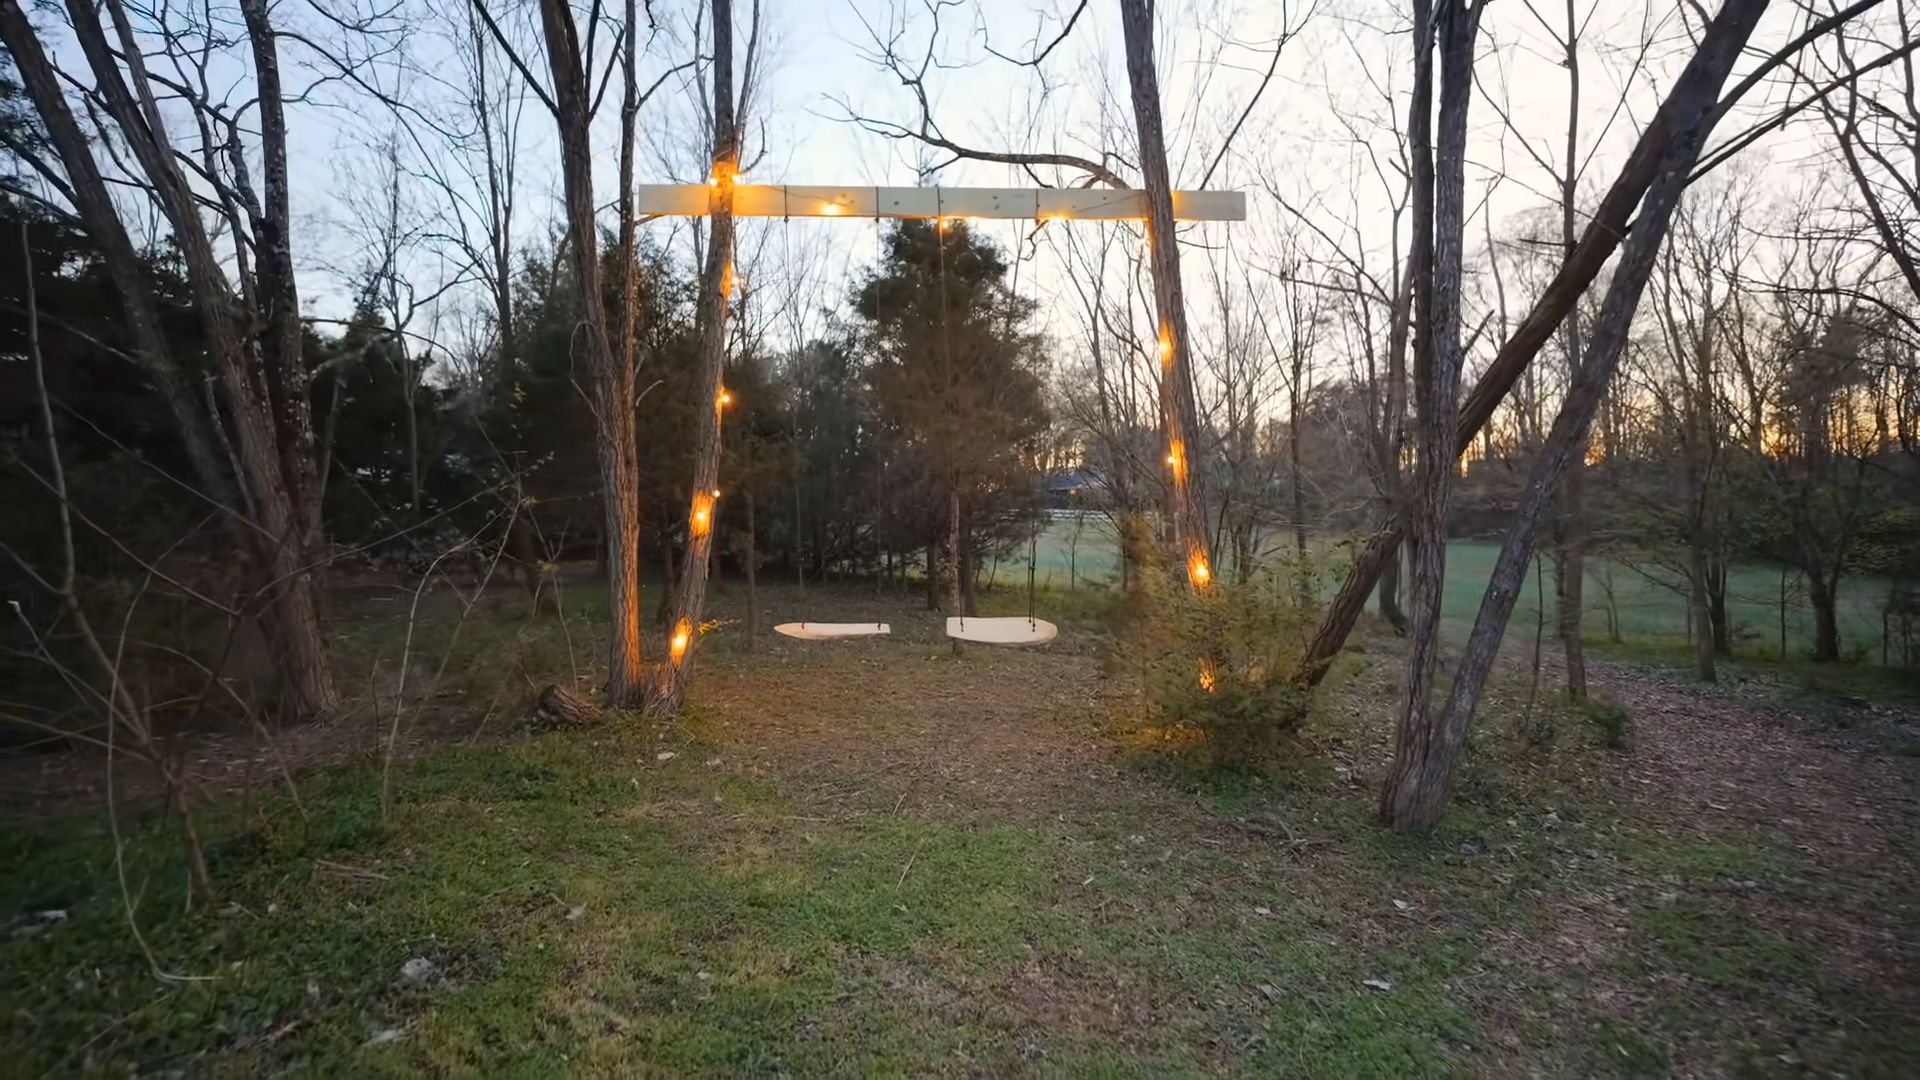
1044,468,1105,493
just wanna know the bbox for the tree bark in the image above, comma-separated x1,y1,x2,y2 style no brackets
1379,0,1479,829
646,0,738,716
925,533,939,610
1688,538,1718,682
1378,0,1750,829
533,682,603,728
1377,259,1413,632
57,0,338,717
960,496,979,617
1296,0,1773,689
1809,571,1841,661
1119,0,1212,585
239,0,326,561
1551,0,1590,703
533,0,645,705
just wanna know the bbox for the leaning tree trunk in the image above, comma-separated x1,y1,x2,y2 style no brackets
535,0,645,705
0,0,235,518
57,0,339,718
1380,0,1478,830
1378,2,1751,829
1294,0,1773,690
1120,0,1212,588
646,0,737,716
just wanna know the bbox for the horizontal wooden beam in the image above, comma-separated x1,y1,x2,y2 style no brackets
634,184,1246,222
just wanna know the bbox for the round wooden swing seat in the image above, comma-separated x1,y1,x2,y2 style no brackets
945,616,1057,646
773,622,891,640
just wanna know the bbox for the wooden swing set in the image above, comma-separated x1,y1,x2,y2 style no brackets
636,182,1245,646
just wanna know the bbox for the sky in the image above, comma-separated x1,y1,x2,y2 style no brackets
14,0,1854,388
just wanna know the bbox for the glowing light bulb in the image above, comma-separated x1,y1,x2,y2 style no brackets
821,202,844,216
690,490,716,537
1158,330,1175,367
711,488,721,498
670,617,692,661
717,388,733,408
1198,660,1217,693
1187,552,1212,588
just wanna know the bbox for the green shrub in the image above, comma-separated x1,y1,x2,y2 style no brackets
1580,693,1632,749
1118,517,1322,767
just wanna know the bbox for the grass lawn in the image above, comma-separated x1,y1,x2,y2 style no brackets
3,579,1917,1075
1028,517,1895,664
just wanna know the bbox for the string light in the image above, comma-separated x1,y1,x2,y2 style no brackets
689,491,715,537
821,202,844,216
1198,659,1218,693
1187,551,1213,589
1158,328,1175,368
670,617,692,662
716,388,733,409
1165,439,1187,483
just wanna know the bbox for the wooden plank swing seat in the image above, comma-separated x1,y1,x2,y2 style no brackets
773,622,891,640
946,616,1058,647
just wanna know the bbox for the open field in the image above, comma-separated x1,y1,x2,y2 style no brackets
3,579,1917,1075
1025,517,1895,663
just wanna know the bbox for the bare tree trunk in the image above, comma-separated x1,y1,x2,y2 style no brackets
1120,0,1212,586
533,0,645,705
1688,538,1718,682
960,496,979,617
1377,260,1413,632
1295,0,1772,689
1809,570,1841,661
1379,0,1480,830
945,483,964,654
925,533,939,611
1551,0,1590,703
56,0,338,718
1709,564,1730,655
647,0,740,716
1379,5,1745,828
239,0,326,560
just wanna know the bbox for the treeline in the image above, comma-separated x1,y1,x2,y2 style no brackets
0,201,1053,716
